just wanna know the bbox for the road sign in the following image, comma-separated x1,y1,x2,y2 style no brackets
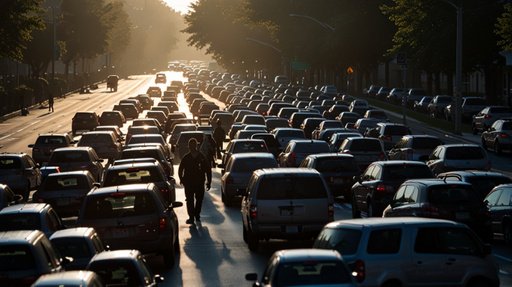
396,53,407,65
347,66,354,74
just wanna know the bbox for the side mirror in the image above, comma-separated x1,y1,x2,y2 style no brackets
245,273,258,281
93,182,101,188
171,201,183,208
154,274,165,283
28,144,34,148
12,194,23,204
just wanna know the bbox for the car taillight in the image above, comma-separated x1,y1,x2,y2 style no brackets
352,260,365,283
250,204,257,219
484,114,491,119
159,217,167,230
376,184,387,192
328,204,334,220
288,152,296,165
499,133,509,138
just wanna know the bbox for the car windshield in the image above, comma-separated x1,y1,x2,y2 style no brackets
445,147,484,160
233,142,267,153
411,138,443,149
382,165,433,180
103,167,164,186
274,261,352,286
0,214,40,231
347,139,381,151
35,136,66,145
231,158,277,172
257,176,326,199
315,158,359,172
428,185,478,204
83,193,157,219
51,238,91,259
43,176,87,191
314,228,361,255
0,245,35,271
0,158,21,169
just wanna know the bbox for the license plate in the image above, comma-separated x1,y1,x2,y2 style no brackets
455,212,470,220
285,226,298,233
280,209,293,216
112,228,132,238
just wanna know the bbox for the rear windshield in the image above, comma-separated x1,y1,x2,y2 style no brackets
128,136,164,145
445,147,485,160
314,228,361,255
464,98,486,105
35,136,67,145
0,214,40,231
428,185,478,204
51,238,91,259
411,138,443,149
79,134,112,144
274,261,352,285
347,139,381,151
382,165,433,180
294,143,330,153
384,126,410,136
278,130,305,137
42,176,87,191
257,176,326,199
0,245,35,271
83,193,157,219
0,158,21,169
122,150,160,160
231,158,277,172
51,151,90,162
75,113,95,120
315,158,359,172
103,167,164,186
233,142,267,153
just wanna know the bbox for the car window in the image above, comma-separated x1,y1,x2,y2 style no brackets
257,176,326,199
428,185,478,204
445,147,485,160
83,193,157,219
496,189,512,206
103,167,164,186
36,136,66,145
51,152,89,162
0,244,36,271
485,189,502,206
502,122,512,130
231,158,277,172
370,165,382,180
314,228,361,255
43,176,83,190
404,186,419,203
273,261,352,286
314,158,359,172
0,213,41,231
91,234,105,252
0,157,21,169
382,165,433,181
233,142,267,153
348,139,382,151
89,260,140,286
466,176,512,199
294,143,330,153
52,238,91,259
384,126,410,136
415,227,481,256
367,228,402,254
411,138,443,149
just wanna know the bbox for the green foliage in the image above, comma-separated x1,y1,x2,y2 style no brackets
0,0,45,61
496,3,512,52
22,24,53,78
104,0,131,62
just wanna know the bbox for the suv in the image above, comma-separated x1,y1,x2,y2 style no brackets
49,227,105,270
0,203,65,238
365,122,411,150
351,160,434,218
383,179,492,241
71,112,100,135
278,139,330,167
28,133,75,164
47,147,104,182
0,153,42,200
426,144,491,175
387,135,444,162
77,183,183,265
0,230,66,287
241,168,334,251
313,218,499,287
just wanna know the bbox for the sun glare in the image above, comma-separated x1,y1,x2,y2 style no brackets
163,0,195,15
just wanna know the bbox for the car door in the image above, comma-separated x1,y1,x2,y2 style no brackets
487,188,511,233
352,165,377,212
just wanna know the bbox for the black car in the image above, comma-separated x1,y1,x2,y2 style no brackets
438,170,512,200
485,184,512,243
351,160,434,218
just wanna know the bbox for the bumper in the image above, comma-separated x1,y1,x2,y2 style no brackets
251,223,327,239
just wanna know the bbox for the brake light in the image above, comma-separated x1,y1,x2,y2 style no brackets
352,260,365,283
159,217,167,230
288,152,296,166
484,114,491,119
328,204,334,220
250,204,257,219
376,184,387,192
499,133,509,138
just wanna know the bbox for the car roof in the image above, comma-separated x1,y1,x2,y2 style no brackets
50,227,96,240
230,152,275,160
438,170,510,178
33,271,98,285
274,249,342,262
403,178,473,187
46,170,92,177
371,160,428,166
325,217,464,229
106,162,159,171
90,249,141,261
438,143,481,148
53,147,93,152
87,183,155,196
0,152,28,158
0,230,44,244
305,153,354,159
254,168,321,176
0,203,49,214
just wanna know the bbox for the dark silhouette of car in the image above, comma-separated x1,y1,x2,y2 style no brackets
47,147,104,182
99,110,126,127
28,133,75,164
106,75,119,92
485,184,512,243
481,118,512,154
387,135,444,162
0,153,42,200
0,203,65,238
71,112,100,135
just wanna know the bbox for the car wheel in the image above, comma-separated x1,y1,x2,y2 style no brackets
494,141,502,155
351,197,360,218
242,225,248,243
504,223,512,244
247,228,259,252
163,245,176,266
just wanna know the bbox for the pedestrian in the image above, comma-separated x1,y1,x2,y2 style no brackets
200,134,217,168
213,120,226,160
178,138,212,224
48,94,54,112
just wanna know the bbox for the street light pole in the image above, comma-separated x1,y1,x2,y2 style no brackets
454,5,463,135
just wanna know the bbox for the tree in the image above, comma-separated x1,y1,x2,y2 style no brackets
496,3,512,52
0,0,45,61
104,0,131,70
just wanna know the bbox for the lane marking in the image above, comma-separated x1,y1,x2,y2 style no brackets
0,120,40,140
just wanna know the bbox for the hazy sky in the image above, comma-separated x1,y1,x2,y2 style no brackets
163,0,196,14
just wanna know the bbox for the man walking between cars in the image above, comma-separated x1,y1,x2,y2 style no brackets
213,120,226,160
178,138,212,224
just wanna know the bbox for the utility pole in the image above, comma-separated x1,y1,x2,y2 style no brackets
454,5,463,135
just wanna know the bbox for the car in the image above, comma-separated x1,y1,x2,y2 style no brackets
299,153,359,200
251,133,281,158
485,184,512,243
146,86,162,97
32,171,99,217
102,162,176,203
168,123,197,146
339,137,387,171
351,160,434,218
0,184,23,209
125,125,161,144
47,147,104,182
406,88,428,107
311,120,344,140
413,96,433,113
472,106,512,134
78,184,182,265
335,111,361,126
119,99,143,113
363,109,388,121
445,96,487,121
99,110,126,127
328,131,363,152
278,139,330,167
271,127,306,149
426,144,491,175
0,203,65,237
221,139,268,167
313,217,499,287
322,104,349,120
155,73,166,84
481,118,512,154
353,118,382,134
383,178,492,241
49,227,106,270
365,85,380,97
32,270,103,287
94,125,124,142
245,249,357,287
289,111,322,129
121,146,174,177
220,152,277,206
348,99,369,116
375,87,391,100
146,110,167,126
437,170,512,200
365,122,411,150
113,104,139,120
71,112,100,135
127,134,171,159
28,133,75,164
0,152,41,200
132,118,165,135
241,168,334,251
387,134,444,161
173,131,205,163
87,250,163,286
77,131,122,161
134,94,154,110
106,75,119,92
158,100,179,113
301,117,326,139
427,95,452,118
0,230,68,287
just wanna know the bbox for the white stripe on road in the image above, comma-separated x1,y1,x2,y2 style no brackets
0,120,40,140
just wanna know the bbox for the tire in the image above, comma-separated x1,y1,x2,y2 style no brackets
466,278,493,287
504,223,512,244
494,141,502,155
163,245,176,266
247,228,259,252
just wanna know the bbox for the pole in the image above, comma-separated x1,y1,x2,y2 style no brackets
454,5,463,135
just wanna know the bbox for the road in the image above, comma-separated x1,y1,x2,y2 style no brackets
0,71,511,286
